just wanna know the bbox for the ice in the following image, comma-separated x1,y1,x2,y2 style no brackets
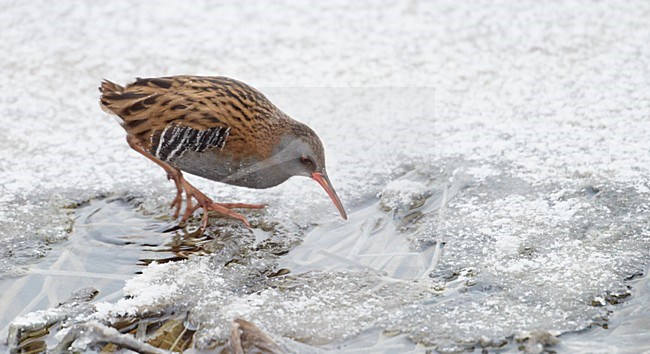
2,0,650,352
559,265,650,352
379,179,432,211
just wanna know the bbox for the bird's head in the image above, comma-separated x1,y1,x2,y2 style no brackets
273,122,347,220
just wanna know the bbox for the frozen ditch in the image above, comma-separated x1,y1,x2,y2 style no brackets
3,161,650,353
2,1,650,348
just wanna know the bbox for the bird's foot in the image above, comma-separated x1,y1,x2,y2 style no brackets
196,201,266,233
175,177,265,233
200,203,252,231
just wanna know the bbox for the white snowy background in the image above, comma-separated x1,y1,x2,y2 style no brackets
1,0,649,352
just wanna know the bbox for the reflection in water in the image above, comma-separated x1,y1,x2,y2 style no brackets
139,232,214,267
0,197,217,352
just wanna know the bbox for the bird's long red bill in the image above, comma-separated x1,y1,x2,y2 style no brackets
311,172,348,220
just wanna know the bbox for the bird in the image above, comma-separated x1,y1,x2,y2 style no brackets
99,75,347,232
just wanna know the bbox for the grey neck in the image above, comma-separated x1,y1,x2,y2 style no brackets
216,134,311,189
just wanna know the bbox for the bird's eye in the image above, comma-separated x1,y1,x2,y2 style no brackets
300,156,313,165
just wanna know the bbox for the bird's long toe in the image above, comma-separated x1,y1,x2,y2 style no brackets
218,203,266,209
202,204,252,230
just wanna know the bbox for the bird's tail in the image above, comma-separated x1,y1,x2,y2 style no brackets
98,79,125,115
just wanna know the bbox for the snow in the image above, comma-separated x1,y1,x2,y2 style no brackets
1,0,650,352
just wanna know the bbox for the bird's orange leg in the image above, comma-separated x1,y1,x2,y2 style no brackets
126,136,184,217
126,136,264,232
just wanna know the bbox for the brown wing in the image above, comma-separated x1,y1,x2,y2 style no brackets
99,76,283,158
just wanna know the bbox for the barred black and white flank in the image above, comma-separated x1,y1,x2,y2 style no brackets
153,123,230,162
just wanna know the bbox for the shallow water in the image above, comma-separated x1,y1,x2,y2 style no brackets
0,198,178,341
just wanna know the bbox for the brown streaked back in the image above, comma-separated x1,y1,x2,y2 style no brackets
99,76,290,159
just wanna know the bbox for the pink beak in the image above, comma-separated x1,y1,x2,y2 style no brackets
311,172,348,220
